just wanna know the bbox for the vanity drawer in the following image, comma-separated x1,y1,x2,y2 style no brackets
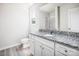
56,43,79,56
29,34,36,39
34,35,54,49
55,51,65,56
56,43,68,55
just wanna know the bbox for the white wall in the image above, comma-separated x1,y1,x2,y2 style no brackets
30,5,40,33
0,3,30,50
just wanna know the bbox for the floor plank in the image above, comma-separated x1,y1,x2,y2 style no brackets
0,45,32,56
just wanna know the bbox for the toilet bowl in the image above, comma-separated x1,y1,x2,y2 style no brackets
16,38,31,56
21,38,30,48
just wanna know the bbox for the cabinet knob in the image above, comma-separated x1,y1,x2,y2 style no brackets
65,50,67,52
42,47,44,49
68,28,71,30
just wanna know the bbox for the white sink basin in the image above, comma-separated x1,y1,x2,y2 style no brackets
44,34,53,36
43,34,55,38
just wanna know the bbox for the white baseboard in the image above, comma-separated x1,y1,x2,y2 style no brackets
0,43,21,51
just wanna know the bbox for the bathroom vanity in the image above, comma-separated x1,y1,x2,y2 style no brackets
29,33,54,56
29,32,79,56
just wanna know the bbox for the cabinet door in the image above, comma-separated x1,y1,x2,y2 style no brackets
42,45,54,56
30,39,35,55
55,51,65,56
34,40,42,56
68,7,79,32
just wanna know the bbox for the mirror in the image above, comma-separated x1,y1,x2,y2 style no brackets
40,3,79,33
39,3,61,31
30,3,79,33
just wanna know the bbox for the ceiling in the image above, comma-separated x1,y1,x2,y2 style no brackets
39,3,79,13
31,3,79,13
39,3,64,13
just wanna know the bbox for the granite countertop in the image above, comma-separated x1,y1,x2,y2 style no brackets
30,32,79,51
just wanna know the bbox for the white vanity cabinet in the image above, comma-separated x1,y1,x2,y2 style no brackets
34,39,54,56
29,34,42,56
30,39,35,55
29,35,35,55
34,40,42,56
29,34,54,56
34,36,54,56
42,45,54,56
29,34,79,56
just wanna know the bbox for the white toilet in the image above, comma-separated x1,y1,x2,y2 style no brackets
21,38,31,56
21,38,30,48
